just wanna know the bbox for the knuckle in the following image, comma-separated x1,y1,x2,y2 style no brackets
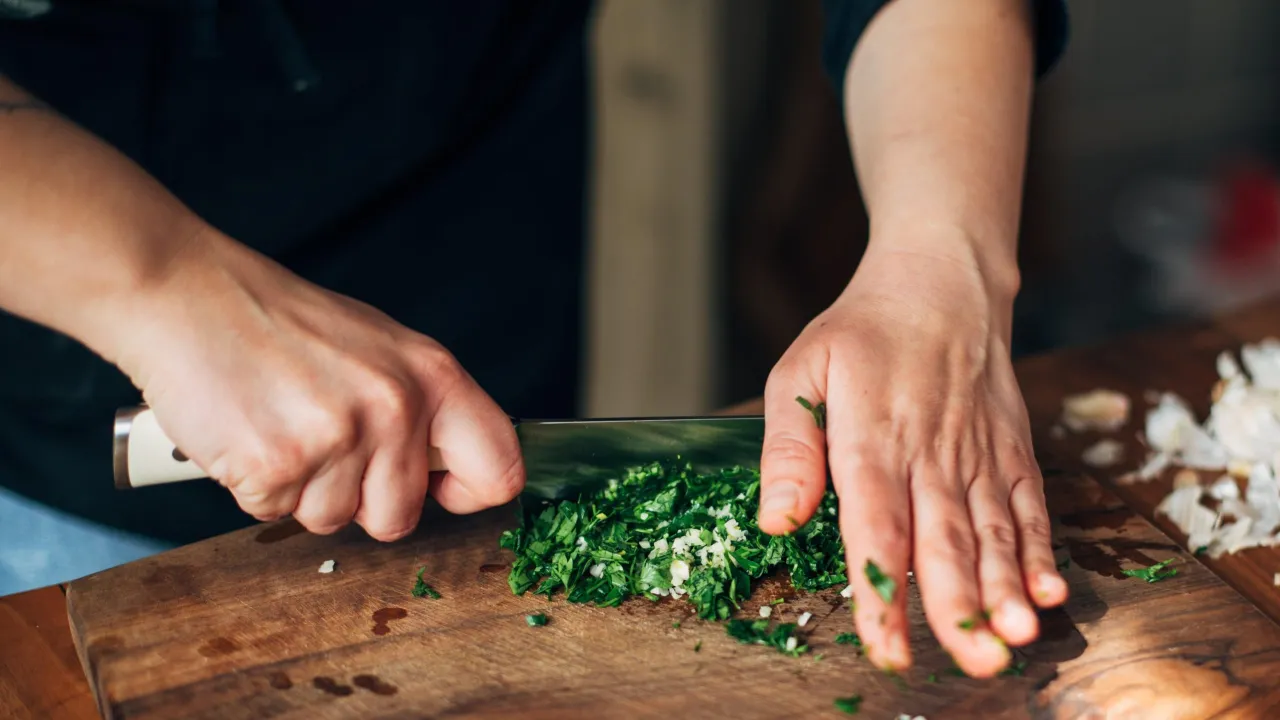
250,442,309,493
974,521,1019,553
762,433,820,467
487,455,526,505
922,517,975,562
867,514,911,554
1017,515,1053,543
414,343,465,386
362,373,419,428
365,522,417,543
308,411,360,458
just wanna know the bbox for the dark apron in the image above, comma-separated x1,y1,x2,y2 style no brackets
0,0,591,542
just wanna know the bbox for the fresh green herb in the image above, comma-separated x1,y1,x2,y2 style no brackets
525,613,549,627
1193,545,1209,557
770,598,785,605
834,632,863,649
814,653,825,662
411,566,441,599
864,560,896,604
795,396,827,430
1000,658,1029,677
833,695,862,714
1056,557,1071,571
926,673,938,683
694,640,702,652
1121,558,1178,583
786,514,801,530
726,619,808,657
672,620,681,628
957,609,990,630
498,462,847,622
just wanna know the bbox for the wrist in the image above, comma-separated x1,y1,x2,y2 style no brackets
81,223,239,373
863,221,1021,306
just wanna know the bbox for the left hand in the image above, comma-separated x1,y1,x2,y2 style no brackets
756,241,1068,678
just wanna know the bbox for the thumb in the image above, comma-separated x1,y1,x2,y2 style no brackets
758,364,829,535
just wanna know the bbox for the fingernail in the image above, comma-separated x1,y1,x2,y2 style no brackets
1036,572,1068,599
760,482,799,517
981,631,1012,665
999,599,1037,630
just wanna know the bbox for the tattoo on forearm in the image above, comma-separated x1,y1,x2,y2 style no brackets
0,98,51,115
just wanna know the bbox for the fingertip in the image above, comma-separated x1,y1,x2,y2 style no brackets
990,599,1039,647
1030,571,1069,608
951,631,1012,679
756,480,809,534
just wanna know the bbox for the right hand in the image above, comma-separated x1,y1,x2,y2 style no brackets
103,229,524,540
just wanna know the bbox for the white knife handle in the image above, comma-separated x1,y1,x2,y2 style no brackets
113,405,447,490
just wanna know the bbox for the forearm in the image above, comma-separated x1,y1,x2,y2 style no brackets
0,75,215,361
843,0,1035,298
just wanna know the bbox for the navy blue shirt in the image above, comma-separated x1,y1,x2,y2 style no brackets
0,0,1067,543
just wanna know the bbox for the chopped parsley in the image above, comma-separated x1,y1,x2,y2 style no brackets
1193,545,1209,557
1000,658,1029,677
672,620,681,628
795,396,827,430
498,462,847,621
958,609,991,630
694,640,702,652
864,559,896,604
1056,557,1071,571
833,695,862,714
411,566,441,599
926,673,938,683
525,613,549,627
726,618,809,657
1121,558,1178,583
770,598,785,605
834,632,863,649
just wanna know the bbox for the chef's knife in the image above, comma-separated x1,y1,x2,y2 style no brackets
113,406,765,500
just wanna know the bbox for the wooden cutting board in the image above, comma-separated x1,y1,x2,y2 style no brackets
67,302,1280,720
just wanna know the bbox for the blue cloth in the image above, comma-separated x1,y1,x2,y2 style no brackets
0,485,174,596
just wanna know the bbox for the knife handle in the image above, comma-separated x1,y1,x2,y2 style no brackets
113,405,446,490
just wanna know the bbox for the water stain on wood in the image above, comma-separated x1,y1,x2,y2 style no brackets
1066,538,1182,579
1058,508,1136,532
197,637,239,658
255,520,306,544
371,607,408,636
267,671,292,690
137,564,199,603
478,563,509,574
353,674,398,695
89,634,125,658
312,676,354,696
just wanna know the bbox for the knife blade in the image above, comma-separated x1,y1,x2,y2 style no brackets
112,406,765,500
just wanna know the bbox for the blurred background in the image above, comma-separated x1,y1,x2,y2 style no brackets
583,0,1280,418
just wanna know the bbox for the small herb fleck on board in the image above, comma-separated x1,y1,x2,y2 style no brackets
411,567,441,599
1121,558,1178,583
525,613,549,627
833,695,862,714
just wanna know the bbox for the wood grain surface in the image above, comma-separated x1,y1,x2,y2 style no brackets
1032,301,1280,634
0,586,98,720
52,298,1280,719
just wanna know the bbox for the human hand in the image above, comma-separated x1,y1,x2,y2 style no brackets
756,243,1067,677
104,230,523,540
